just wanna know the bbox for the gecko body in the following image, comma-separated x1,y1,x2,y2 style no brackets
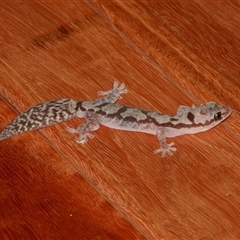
0,82,232,157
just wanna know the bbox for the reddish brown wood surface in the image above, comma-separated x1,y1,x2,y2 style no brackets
0,1,239,239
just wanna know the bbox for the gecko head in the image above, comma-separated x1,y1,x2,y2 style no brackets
189,101,232,131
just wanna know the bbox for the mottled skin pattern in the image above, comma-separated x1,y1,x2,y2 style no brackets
0,99,77,141
0,82,232,157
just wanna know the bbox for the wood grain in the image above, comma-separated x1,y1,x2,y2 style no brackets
0,1,239,239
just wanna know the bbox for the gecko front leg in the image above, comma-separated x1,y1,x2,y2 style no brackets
97,81,127,104
153,128,177,158
67,112,100,144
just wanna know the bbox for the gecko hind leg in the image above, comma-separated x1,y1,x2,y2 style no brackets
153,128,177,158
67,123,99,144
97,81,128,103
67,112,100,144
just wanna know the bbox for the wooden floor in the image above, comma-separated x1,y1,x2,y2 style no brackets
0,1,239,239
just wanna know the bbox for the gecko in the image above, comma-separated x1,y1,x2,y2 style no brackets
0,81,232,157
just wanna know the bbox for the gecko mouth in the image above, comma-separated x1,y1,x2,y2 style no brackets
222,106,232,117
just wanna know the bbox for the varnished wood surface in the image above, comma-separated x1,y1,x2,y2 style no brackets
0,1,239,239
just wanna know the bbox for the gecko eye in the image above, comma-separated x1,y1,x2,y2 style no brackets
214,112,221,120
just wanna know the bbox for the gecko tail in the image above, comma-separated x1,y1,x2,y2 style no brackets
0,98,77,141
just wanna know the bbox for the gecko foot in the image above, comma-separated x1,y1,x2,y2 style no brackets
153,142,177,158
75,133,94,144
67,127,94,144
97,81,127,100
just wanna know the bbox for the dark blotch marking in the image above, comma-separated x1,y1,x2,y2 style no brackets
123,116,137,123
170,117,178,121
96,104,129,119
137,117,217,130
76,102,87,112
187,112,195,122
